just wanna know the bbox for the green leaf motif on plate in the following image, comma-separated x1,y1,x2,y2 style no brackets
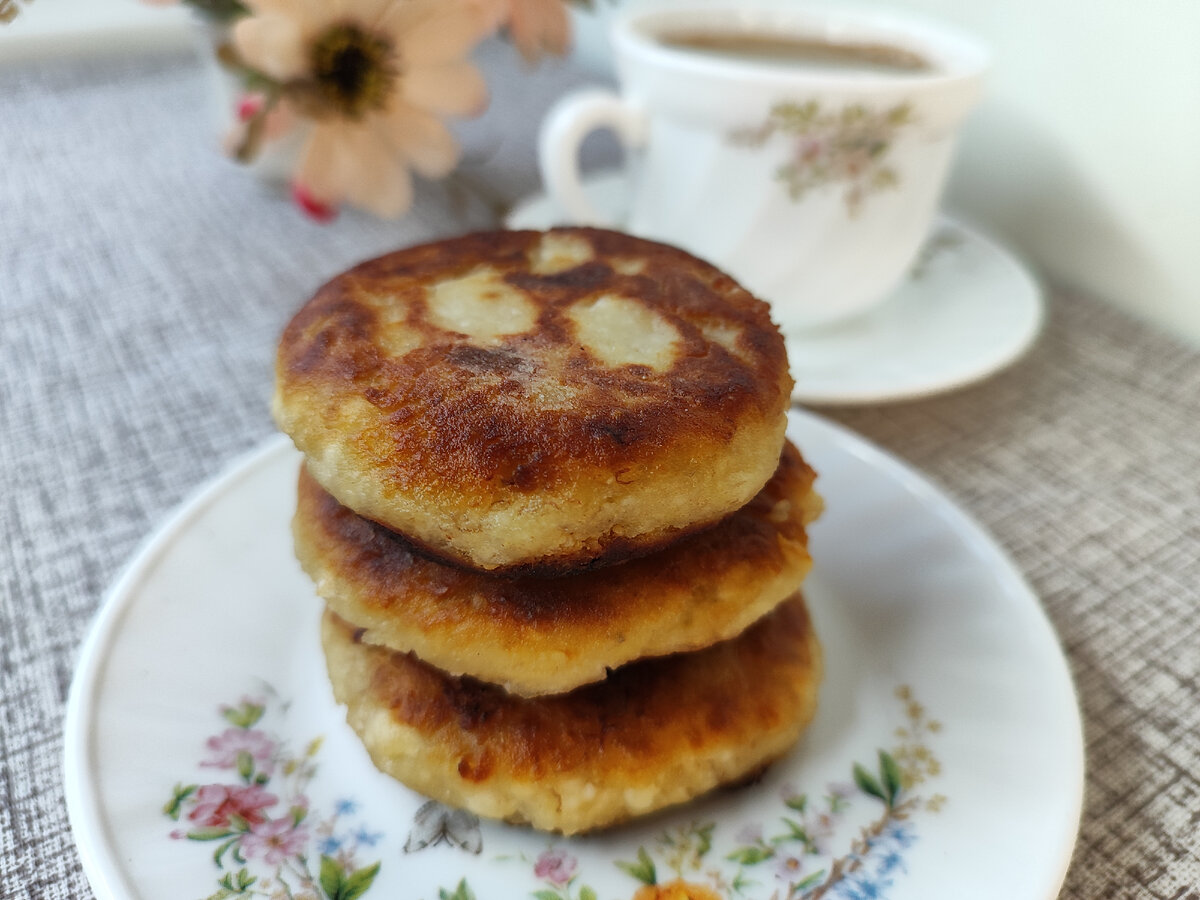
616,846,657,885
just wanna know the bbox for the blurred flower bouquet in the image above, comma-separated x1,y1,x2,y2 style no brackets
156,0,584,220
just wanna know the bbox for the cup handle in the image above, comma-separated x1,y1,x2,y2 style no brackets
538,89,648,227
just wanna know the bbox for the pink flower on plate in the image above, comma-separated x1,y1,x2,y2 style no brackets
534,847,577,886
188,783,278,828
203,727,276,772
242,816,310,866
775,852,806,883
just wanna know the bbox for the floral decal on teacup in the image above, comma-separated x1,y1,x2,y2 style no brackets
731,101,913,215
164,693,383,900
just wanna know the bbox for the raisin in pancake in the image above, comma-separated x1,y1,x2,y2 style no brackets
320,593,822,835
275,228,793,573
294,442,821,696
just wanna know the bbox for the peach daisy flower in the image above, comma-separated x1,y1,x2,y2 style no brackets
232,0,494,218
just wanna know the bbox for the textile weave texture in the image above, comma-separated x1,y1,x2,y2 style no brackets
2,51,1200,900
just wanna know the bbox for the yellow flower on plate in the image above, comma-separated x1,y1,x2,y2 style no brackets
632,880,724,900
232,0,494,218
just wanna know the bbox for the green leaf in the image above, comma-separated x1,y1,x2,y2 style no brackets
879,750,903,806
213,836,240,867
780,818,816,852
320,855,345,900
532,891,561,900
694,822,715,858
853,762,887,803
341,861,381,900
579,887,598,900
725,845,773,865
731,871,756,894
438,880,475,900
187,827,234,841
222,701,265,729
163,783,197,820
615,846,657,885
236,750,254,782
782,817,807,839
795,869,825,891
234,868,256,891
784,793,808,813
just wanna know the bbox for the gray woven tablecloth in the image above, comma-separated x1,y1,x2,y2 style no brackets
2,47,1199,900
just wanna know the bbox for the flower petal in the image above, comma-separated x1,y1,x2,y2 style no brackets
294,124,355,206
376,0,452,37
353,158,414,218
298,123,414,218
398,4,495,66
509,0,570,62
241,0,327,17
232,14,308,81
378,105,461,177
402,62,488,116
471,0,512,32
354,0,406,29
344,129,414,216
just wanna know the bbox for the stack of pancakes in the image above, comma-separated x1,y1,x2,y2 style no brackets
274,228,824,835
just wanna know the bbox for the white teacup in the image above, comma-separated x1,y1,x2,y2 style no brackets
538,5,989,329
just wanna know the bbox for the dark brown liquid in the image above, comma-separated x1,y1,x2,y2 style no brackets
656,30,932,74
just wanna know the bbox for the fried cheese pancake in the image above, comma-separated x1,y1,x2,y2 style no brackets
275,228,793,573
294,442,821,696
320,593,822,834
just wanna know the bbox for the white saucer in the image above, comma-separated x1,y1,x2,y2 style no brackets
506,172,1043,406
64,411,1082,900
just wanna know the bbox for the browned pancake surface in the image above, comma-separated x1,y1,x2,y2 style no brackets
275,228,793,571
321,593,822,833
295,442,821,695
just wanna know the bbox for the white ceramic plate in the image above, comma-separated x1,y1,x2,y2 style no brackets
506,172,1043,406
65,411,1082,900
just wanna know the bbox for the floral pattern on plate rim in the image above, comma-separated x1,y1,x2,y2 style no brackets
730,101,914,216
165,685,943,900
163,691,383,900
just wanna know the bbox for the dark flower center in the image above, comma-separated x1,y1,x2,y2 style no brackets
309,24,396,119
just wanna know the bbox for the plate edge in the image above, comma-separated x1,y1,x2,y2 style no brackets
790,409,1085,896
63,434,295,900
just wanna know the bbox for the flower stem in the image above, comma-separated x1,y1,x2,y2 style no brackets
805,798,916,899
234,90,282,164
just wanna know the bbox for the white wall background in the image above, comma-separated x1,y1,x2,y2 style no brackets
884,0,1200,346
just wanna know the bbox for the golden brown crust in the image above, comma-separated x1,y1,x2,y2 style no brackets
275,228,793,570
321,593,823,834
294,442,821,695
